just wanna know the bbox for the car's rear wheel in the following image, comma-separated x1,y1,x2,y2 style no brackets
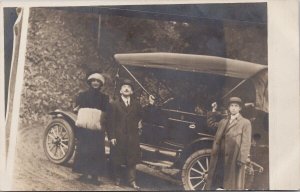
43,118,75,164
181,149,211,190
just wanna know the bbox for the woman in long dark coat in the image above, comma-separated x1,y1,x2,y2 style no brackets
72,72,109,185
206,97,252,190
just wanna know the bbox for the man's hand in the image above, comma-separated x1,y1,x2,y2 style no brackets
246,157,251,164
138,120,142,129
149,95,155,105
138,120,143,135
211,102,218,112
111,139,117,146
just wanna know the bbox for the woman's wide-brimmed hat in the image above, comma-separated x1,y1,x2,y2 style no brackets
86,72,105,85
227,97,243,107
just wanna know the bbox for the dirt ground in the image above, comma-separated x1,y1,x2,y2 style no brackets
11,122,182,191
11,121,269,191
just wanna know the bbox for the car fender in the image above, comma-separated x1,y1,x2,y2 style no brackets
189,136,214,146
49,109,77,125
174,135,214,168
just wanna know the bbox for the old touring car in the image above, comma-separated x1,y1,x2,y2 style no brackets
43,53,268,190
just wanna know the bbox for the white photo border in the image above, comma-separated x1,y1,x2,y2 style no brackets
1,0,299,190
0,6,7,190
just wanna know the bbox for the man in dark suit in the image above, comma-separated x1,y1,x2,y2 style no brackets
107,79,155,190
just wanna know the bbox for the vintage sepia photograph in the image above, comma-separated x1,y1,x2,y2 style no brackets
4,2,271,191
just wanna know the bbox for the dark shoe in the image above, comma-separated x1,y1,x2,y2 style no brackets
129,181,140,190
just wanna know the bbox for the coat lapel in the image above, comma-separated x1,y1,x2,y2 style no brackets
118,96,135,114
126,98,136,114
225,114,243,133
118,97,128,112
214,118,230,143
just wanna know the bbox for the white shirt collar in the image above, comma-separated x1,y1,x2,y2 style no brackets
230,113,239,119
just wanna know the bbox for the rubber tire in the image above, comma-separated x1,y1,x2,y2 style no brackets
181,149,212,190
43,118,75,164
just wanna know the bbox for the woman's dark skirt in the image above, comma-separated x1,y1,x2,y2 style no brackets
72,128,106,176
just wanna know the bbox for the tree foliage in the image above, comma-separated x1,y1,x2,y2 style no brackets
20,8,267,125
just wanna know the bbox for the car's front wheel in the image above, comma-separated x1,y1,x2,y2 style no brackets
43,118,75,164
181,149,211,190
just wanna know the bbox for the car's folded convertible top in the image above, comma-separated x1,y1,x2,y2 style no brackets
114,52,267,79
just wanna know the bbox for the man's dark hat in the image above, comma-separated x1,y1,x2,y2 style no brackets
119,78,134,89
227,97,243,107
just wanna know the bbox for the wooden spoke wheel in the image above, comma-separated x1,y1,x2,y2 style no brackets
43,118,75,164
182,149,211,190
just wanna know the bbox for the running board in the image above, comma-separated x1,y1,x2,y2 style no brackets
106,143,181,157
106,144,180,158
162,140,184,149
141,160,174,168
140,143,179,157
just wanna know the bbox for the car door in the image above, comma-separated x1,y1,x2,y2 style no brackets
140,106,168,146
161,108,204,147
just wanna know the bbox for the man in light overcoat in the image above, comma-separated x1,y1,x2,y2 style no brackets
206,97,252,190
